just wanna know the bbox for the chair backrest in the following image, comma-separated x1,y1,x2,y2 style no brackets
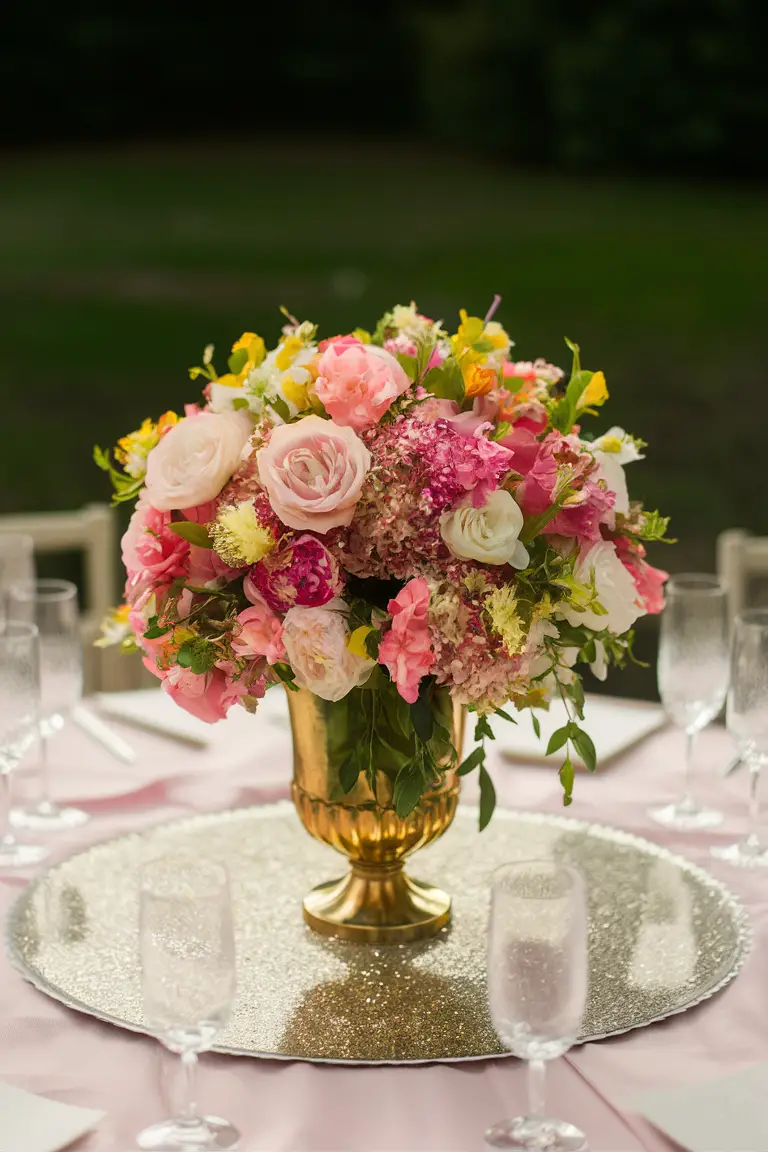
0,503,146,692
716,529,768,623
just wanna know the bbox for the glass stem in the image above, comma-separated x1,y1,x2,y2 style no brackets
177,1049,202,1130
746,763,762,853
682,728,697,810
38,731,53,812
0,770,16,848
527,1058,546,1125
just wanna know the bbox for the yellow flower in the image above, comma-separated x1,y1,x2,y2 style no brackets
275,335,304,372
346,625,373,659
210,500,276,567
463,363,498,397
115,413,178,479
214,373,244,389
94,603,132,648
484,320,511,353
579,370,608,409
281,372,311,411
484,585,525,655
232,332,266,368
157,410,179,434
451,309,487,364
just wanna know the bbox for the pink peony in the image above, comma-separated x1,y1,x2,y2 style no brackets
314,342,411,430
231,598,285,664
516,432,614,546
121,497,190,603
256,415,371,533
245,533,343,611
378,577,435,704
616,539,668,615
317,333,363,353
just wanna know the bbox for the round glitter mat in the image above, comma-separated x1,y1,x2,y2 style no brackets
7,803,749,1064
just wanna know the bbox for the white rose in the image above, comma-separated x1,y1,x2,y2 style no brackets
440,490,529,569
560,540,643,635
282,598,374,702
144,410,252,512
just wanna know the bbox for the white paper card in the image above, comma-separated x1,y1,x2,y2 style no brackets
96,685,288,747
0,1081,104,1152
625,1063,768,1152
491,694,666,769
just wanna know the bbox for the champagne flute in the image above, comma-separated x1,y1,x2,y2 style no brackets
649,574,729,830
0,534,35,625
485,861,588,1151
138,855,240,1151
0,622,48,867
6,579,89,830
712,609,768,867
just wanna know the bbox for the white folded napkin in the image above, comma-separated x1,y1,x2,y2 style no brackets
625,1062,768,1152
493,694,666,769
0,1081,104,1152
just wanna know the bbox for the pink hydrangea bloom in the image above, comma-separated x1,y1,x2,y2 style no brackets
314,343,411,430
245,534,343,612
121,497,190,604
616,538,668,614
231,598,285,664
516,431,614,546
378,577,435,703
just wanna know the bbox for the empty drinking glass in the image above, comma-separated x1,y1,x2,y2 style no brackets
485,861,588,1151
0,622,48,868
7,579,88,830
138,856,239,1152
0,535,35,627
712,609,768,867
650,574,729,830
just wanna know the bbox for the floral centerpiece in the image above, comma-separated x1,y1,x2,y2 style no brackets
96,298,670,940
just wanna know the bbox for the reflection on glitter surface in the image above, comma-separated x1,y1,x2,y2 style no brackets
7,803,749,1063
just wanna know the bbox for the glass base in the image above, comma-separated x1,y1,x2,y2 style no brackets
10,801,89,831
648,800,723,831
0,840,49,869
136,1116,240,1151
711,841,768,869
485,1116,587,1150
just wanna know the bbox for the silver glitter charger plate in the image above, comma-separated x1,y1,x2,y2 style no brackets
7,803,750,1064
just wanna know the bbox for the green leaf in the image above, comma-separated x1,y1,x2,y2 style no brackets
393,764,426,818
531,712,541,740
474,715,495,742
270,394,291,422
565,677,585,721
273,662,299,691
545,724,571,756
491,421,511,442
176,643,194,669
570,726,597,773
339,752,361,794
410,683,434,744
478,763,497,830
143,616,171,640
168,522,213,548
457,745,485,776
395,353,419,382
232,397,250,411
495,707,517,724
227,347,249,375
421,359,465,404
364,630,381,660
559,754,575,806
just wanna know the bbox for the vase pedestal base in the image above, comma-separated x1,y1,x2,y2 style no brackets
302,861,451,944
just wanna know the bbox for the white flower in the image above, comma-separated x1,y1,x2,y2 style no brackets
440,490,529,569
242,347,315,421
592,426,645,465
589,639,608,681
559,540,643,635
282,599,375,701
144,410,251,511
588,427,643,524
208,382,248,414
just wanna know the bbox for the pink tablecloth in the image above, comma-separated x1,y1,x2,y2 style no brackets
1,701,767,1152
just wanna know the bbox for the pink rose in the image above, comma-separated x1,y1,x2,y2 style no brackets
378,578,435,704
245,533,343,611
282,598,374,701
162,666,231,724
498,426,541,475
231,598,285,664
314,342,411,430
256,415,371,533
145,410,251,511
121,497,189,603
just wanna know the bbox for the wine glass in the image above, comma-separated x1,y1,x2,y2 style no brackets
138,855,240,1151
0,535,35,626
485,860,588,1151
0,622,48,868
712,609,768,867
6,579,89,830
649,574,729,830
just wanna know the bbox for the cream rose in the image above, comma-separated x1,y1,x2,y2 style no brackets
144,411,251,512
256,415,371,533
560,539,643,634
282,598,374,701
440,490,529,569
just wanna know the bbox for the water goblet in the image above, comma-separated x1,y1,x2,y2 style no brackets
137,855,240,1152
7,579,89,830
485,860,588,1151
712,609,768,867
0,534,35,626
0,622,48,868
649,574,729,830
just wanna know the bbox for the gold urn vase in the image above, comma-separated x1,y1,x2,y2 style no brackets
288,683,464,944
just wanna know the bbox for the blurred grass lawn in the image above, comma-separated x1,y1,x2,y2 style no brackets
1,142,766,695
